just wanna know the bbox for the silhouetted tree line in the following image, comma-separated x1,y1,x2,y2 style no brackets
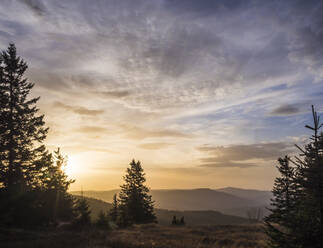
265,106,323,248
0,44,157,229
0,44,157,230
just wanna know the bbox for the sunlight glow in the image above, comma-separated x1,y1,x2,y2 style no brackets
66,155,81,178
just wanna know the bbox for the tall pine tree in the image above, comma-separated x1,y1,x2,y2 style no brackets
0,44,49,192
265,106,323,248
118,160,156,227
0,44,75,227
293,105,323,247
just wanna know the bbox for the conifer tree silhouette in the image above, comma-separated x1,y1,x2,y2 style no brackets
118,159,156,227
96,210,109,229
74,192,91,228
180,216,185,225
265,106,323,248
265,157,299,247
0,44,75,227
43,148,75,223
0,44,49,192
172,215,177,225
109,193,118,223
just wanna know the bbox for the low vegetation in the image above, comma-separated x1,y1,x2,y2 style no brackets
0,224,266,248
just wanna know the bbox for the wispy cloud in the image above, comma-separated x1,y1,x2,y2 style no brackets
53,102,104,116
139,142,172,150
198,142,295,168
74,126,107,134
122,125,191,140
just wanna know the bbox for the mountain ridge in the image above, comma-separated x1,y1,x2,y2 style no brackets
71,187,272,218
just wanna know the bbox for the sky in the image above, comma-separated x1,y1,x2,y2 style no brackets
0,0,322,191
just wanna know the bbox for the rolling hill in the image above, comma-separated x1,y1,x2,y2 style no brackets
71,187,272,218
74,195,251,226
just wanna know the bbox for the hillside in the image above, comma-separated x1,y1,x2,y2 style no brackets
216,187,272,218
71,187,272,218
0,224,266,248
73,195,112,220
217,187,272,205
74,195,250,226
156,209,250,226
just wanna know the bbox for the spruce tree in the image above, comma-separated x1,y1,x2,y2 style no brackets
74,196,91,228
109,193,118,223
264,157,299,248
172,215,177,225
292,105,323,247
96,210,109,229
42,148,76,223
118,159,156,227
180,216,185,225
265,106,323,248
0,44,49,192
0,44,76,227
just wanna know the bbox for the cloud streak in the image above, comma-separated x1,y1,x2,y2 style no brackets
270,104,300,116
198,142,294,168
53,102,104,116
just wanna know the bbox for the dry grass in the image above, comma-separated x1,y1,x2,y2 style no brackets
105,224,267,248
0,224,267,248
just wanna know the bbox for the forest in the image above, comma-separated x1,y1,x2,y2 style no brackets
0,43,323,248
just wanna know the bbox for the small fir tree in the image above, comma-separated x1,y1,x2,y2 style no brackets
264,157,299,248
96,210,109,229
172,216,177,225
109,193,118,223
180,216,185,225
74,195,91,228
118,160,156,227
42,148,75,223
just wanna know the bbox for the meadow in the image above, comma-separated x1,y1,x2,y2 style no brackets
0,224,266,248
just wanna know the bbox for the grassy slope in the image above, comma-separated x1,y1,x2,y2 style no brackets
0,224,267,248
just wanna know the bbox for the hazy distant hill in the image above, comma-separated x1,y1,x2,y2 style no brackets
73,195,250,226
216,187,272,218
217,187,272,205
156,209,250,225
71,187,272,218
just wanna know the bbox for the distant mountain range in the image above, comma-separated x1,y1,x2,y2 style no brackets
72,187,272,219
74,195,251,226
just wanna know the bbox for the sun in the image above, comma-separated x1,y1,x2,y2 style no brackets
65,155,80,178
